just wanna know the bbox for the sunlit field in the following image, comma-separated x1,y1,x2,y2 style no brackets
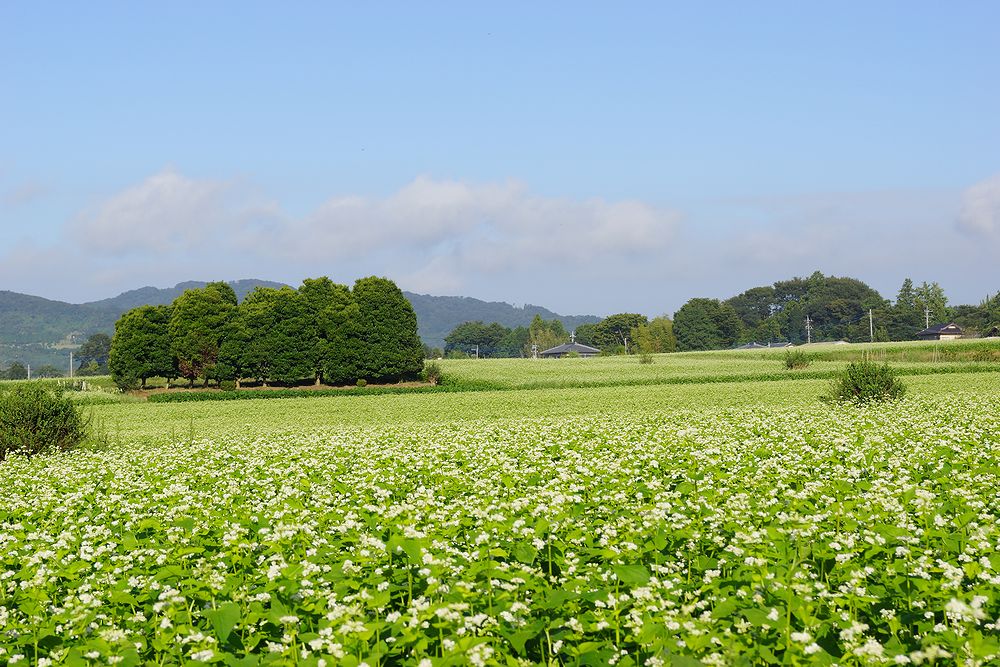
2,345,999,665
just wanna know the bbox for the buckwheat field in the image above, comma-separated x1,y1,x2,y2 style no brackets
2,353,999,666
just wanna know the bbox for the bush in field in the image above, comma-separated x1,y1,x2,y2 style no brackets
0,384,87,460
824,360,905,405
219,380,237,392
784,349,811,369
638,352,654,364
421,361,442,384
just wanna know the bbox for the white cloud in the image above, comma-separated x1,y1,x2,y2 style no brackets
5,169,995,315
71,168,254,255
957,173,1000,237
254,176,681,271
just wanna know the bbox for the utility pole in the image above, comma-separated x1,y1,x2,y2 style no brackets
869,309,874,343
924,307,931,329
805,316,813,344
473,344,479,360
69,351,74,378
26,363,31,380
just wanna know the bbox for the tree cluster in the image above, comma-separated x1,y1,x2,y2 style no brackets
109,277,424,389
673,272,999,351
444,313,676,357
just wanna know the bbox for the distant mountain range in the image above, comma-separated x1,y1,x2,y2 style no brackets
0,280,599,369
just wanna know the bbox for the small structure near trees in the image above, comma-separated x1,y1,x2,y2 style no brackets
539,333,601,358
915,323,963,341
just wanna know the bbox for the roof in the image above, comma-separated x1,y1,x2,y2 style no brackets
734,341,793,349
539,341,601,356
916,322,963,336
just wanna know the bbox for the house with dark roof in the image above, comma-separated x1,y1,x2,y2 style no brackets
915,323,963,340
539,333,601,358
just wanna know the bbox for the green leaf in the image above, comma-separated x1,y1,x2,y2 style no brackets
612,564,650,586
203,601,242,642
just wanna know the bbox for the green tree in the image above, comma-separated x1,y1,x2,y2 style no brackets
673,299,743,351
354,276,424,382
77,333,112,374
299,278,363,385
169,282,237,387
34,365,63,378
299,276,360,384
593,313,649,353
914,281,949,326
527,315,568,355
573,323,597,347
647,316,677,352
5,362,28,380
496,326,530,357
235,287,314,385
445,321,509,357
109,305,175,389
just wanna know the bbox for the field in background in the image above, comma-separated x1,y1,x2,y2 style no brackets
2,340,999,665
438,338,1000,390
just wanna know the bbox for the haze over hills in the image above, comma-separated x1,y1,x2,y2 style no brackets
0,280,599,369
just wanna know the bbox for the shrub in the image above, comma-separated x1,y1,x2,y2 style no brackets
219,380,237,392
356,379,367,388
824,360,905,405
421,361,442,384
0,384,88,460
639,352,654,364
784,349,811,370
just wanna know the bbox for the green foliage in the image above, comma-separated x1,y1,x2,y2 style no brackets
593,313,648,352
4,362,28,380
5,380,1000,664
355,379,367,387
0,384,87,460
725,272,889,344
527,315,568,355
674,298,743,351
783,349,811,369
227,287,315,384
638,352,654,364
354,276,425,382
110,305,174,390
421,360,442,384
573,322,597,346
218,380,237,392
76,333,112,373
169,283,236,386
824,360,906,404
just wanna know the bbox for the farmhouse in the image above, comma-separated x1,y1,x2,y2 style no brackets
539,333,601,358
915,323,963,341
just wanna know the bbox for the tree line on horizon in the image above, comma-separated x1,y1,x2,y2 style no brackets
443,272,1000,356
108,277,424,389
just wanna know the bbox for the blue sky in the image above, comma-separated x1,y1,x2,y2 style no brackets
2,2,999,316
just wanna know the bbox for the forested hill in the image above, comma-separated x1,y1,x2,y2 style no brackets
403,293,600,350
0,280,598,367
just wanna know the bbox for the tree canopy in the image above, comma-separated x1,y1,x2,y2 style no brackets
111,276,423,389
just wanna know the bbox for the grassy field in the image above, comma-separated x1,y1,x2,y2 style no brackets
2,344,999,665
